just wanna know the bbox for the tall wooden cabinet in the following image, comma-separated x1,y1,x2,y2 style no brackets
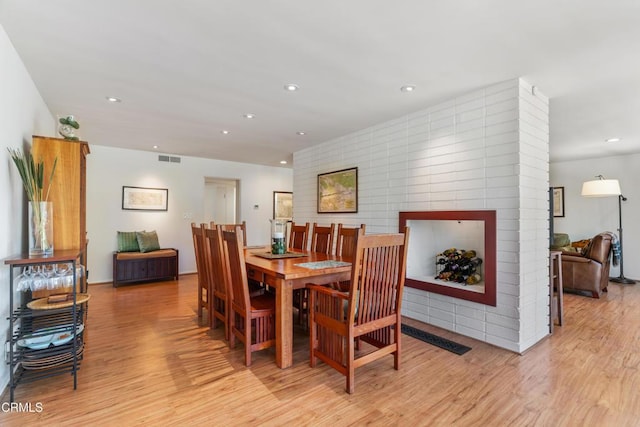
32,135,90,252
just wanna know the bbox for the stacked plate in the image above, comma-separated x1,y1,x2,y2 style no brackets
17,324,84,350
21,343,84,370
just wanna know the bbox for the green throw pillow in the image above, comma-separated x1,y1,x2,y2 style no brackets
117,231,140,252
136,230,161,253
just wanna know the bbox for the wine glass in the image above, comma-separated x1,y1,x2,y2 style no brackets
55,263,70,276
31,266,47,291
15,266,33,292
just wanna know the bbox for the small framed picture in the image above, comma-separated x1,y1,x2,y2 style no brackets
552,187,565,217
273,191,293,221
122,186,168,211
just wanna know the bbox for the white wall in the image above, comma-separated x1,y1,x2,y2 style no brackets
551,154,640,280
293,78,550,353
86,145,293,283
0,21,292,391
0,25,56,393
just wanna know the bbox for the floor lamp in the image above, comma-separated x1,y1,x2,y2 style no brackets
581,175,636,284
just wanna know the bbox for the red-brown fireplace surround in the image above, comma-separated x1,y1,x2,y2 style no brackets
399,210,497,306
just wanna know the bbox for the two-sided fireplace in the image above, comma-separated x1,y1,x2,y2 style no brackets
399,211,496,306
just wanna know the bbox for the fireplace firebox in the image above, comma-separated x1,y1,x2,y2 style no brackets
399,211,496,306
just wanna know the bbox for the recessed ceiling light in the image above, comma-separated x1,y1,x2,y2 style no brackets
400,85,416,92
280,160,287,164
605,137,621,143
243,113,255,119
221,130,230,135
296,131,306,135
152,145,158,149
284,84,299,91
106,96,121,102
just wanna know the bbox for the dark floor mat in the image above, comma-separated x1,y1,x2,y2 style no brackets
401,324,471,355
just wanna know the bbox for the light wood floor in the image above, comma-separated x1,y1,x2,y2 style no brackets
2,274,639,426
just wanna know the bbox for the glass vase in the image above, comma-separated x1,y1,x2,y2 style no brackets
29,201,54,256
270,219,287,254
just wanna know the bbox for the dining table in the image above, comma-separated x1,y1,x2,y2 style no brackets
244,247,352,369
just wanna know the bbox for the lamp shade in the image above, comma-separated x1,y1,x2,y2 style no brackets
581,179,621,197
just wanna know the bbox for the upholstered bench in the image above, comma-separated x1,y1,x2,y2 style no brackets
112,230,179,287
113,249,179,287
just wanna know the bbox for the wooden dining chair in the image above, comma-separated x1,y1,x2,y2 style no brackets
293,223,337,326
331,223,366,291
308,227,410,393
191,223,210,325
288,222,310,251
204,225,231,339
222,227,276,366
219,221,248,246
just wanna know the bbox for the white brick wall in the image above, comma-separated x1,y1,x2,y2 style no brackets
294,78,550,353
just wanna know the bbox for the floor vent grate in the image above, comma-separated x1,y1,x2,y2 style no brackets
401,324,472,355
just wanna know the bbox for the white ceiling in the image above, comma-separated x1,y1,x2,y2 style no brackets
2,1,639,167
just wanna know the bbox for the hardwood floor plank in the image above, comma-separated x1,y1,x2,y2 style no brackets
2,274,640,426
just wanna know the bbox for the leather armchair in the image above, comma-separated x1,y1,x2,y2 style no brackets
561,232,613,298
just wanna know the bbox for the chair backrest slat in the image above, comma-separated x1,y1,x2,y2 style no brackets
219,221,247,246
289,222,310,251
336,224,366,258
311,223,336,255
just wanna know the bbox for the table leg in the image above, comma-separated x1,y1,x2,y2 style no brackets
275,278,293,368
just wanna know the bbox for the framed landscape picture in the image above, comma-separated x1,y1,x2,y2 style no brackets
122,186,168,211
317,167,358,213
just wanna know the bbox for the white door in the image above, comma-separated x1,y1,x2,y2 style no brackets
203,178,237,224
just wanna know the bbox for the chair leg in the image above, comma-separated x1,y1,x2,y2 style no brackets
224,307,230,342
207,295,213,329
294,289,307,326
245,319,252,367
394,325,401,370
300,289,309,329
346,336,355,394
229,312,236,349
309,292,317,368
245,344,251,366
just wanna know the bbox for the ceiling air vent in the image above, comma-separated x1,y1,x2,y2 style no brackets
158,155,181,163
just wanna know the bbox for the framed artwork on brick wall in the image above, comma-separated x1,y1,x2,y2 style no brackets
317,167,358,213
